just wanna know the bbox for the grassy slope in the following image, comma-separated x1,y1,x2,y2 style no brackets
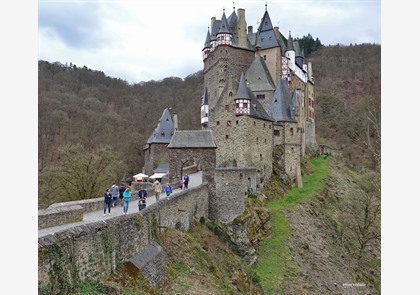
255,156,330,293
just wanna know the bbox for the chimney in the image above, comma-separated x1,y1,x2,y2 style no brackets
248,25,253,34
236,8,247,48
172,113,178,130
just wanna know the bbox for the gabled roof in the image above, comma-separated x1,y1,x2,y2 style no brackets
245,55,276,92
268,79,296,122
146,108,175,144
168,130,217,149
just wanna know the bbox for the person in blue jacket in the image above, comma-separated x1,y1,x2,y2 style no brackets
164,183,172,196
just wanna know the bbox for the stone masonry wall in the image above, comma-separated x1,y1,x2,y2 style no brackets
212,168,257,223
38,184,209,291
38,205,84,229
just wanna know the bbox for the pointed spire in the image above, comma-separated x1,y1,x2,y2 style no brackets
219,10,231,34
204,27,211,48
236,73,251,100
287,30,294,51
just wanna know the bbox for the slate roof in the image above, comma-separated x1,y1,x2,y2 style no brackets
153,162,169,174
234,73,274,122
245,55,276,92
146,108,175,144
268,79,296,122
168,130,217,149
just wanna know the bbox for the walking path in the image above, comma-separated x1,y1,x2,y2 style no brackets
38,172,202,238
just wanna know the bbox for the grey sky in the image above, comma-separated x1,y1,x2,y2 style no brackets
38,0,381,84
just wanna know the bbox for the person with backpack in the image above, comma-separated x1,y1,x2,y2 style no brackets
137,185,148,211
183,174,190,189
103,188,112,216
110,183,119,207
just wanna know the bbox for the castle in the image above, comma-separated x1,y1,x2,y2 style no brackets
143,3,317,221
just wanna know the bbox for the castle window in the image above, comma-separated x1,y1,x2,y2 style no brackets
217,121,220,125
290,128,294,136
263,123,266,128
236,120,239,125
227,120,232,127
269,125,271,129
229,92,233,97
254,121,256,126
274,130,280,136
265,138,267,143
260,154,263,161
256,137,258,143
239,173,243,180
225,134,229,139
225,105,229,111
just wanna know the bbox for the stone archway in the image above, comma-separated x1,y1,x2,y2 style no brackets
167,130,217,187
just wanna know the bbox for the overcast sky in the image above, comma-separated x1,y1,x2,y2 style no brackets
38,0,381,84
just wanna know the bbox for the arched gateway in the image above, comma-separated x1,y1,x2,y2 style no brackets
167,130,217,186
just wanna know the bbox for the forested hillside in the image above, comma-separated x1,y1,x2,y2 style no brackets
38,43,380,207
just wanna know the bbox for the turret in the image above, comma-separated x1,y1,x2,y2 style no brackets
201,86,209,128
202,27,211,60
217,9,233,46
286,31,295,71
235,73,251,116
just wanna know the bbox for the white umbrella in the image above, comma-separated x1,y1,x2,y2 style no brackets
133,173,148,179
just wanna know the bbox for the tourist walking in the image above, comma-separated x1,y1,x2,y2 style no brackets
119,183,126,206
137,185,147,211
179,178,184,189
164,183,172,196
110,183,119,207
183,174,190,189
122,187,131,215
137,185,148,211
103,188,112,216
153,180,162,201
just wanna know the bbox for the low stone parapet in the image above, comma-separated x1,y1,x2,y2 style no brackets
38,205,84,229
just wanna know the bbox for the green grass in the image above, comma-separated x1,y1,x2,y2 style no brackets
255,156,330,293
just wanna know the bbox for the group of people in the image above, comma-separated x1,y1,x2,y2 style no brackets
179,174,190,190
103,183,130,216
103,175,191,216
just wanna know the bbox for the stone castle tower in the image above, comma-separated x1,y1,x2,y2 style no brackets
200,4,317,189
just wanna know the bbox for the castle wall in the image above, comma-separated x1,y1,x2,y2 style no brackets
212,168,257,222
211,106,273,186
260,46,282,85
38,185,209,291
203,46,254,110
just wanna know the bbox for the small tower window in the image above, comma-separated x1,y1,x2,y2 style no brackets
217,121,220,125
290,128,294,136
225,134,229,139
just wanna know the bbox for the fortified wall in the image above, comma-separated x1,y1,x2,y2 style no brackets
38,184,209,291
